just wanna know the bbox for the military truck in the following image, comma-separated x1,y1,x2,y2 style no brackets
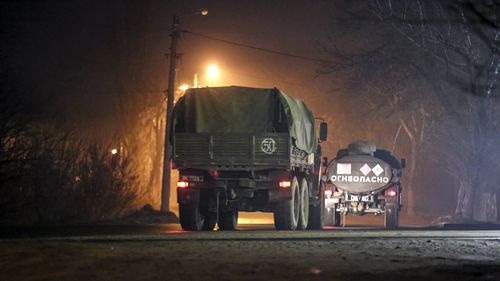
172,86,327,231
323,141,405,228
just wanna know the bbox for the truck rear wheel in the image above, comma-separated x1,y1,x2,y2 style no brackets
274,176,300,230
218,209,238,231
297,178,309,230
308,182,325,230
202,212,217,230
384,205,399,229
179,203,204,230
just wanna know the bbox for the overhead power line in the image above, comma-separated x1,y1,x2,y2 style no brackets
182,29,334,64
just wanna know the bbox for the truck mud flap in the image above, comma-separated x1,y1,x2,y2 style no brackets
177,188,200,204
268,188,292,203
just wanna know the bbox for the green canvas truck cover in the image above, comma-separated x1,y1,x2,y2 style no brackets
173,86,317,153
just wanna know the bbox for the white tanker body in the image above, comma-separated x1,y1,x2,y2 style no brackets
323,141,405,228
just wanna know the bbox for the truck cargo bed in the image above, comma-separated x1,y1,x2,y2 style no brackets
174,133,309,169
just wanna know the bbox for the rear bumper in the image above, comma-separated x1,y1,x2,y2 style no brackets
177,184,292,205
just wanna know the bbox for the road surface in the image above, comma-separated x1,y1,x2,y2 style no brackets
2,223,500,281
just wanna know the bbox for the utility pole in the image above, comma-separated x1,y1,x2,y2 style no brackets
161,15,180,213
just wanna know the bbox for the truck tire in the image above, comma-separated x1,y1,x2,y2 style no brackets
297,177,309,230
307,183,325,230
218,210,238,231
202,212,217,231
274,176,300,230
384,205,399,229
179,203,205,230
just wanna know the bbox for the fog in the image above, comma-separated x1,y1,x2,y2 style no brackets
1,0,498,224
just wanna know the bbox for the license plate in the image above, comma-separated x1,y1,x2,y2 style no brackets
180,175,204,182
325,198,338,208
361,195,374,202
349,195,359,202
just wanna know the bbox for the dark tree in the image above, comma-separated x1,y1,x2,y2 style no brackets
322,0,500,221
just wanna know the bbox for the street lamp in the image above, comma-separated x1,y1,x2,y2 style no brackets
161,10,208,214
178,84,189,91
207,64,219,79
206,64,219,86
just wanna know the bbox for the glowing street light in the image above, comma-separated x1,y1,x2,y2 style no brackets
207,64,219,79
111,148,118,155
178,84,189,91
206,64,220,86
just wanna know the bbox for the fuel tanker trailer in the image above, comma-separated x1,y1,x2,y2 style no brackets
172,86,328,231
323,141,405,228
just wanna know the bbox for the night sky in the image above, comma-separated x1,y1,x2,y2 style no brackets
1,1,338,118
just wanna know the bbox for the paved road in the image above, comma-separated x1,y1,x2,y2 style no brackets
3,223,500,240
2,224,500,281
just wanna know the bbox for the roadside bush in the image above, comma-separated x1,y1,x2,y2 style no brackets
70,144,138,223
0,130,139,225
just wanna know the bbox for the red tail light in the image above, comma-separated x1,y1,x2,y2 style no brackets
279,180,291,188
177,181,189,188
324,189,333,197
386,187,397,197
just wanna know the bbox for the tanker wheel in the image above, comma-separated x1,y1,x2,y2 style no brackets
274,176,300,230
324,204,341,227
323,206,333,227
332,204,341,226
218,209,238,231
297,177,309,230
384,205,400,229
308,182,325,230
179,203,205,230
